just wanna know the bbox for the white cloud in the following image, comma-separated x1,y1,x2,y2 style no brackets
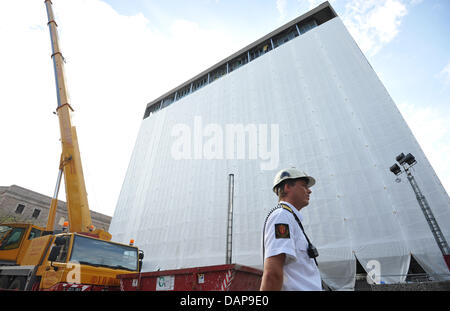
341,0,407,57
409,0,423,5
0,0,243,217
398,102,450,193
305,0,337,10
437,62,450,86
298,0,408,57
276,0,288,19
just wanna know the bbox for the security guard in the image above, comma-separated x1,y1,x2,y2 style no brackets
260,168,322,291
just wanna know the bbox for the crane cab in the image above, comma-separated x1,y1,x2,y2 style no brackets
0,223,45,266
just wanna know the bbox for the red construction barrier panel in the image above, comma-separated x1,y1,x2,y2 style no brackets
118,264,262,291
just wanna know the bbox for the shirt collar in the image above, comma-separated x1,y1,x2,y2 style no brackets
279,201,304,222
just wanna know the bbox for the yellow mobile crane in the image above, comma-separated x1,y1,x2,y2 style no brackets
0,0,143,291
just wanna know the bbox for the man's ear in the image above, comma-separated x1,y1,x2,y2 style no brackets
283,182,291,194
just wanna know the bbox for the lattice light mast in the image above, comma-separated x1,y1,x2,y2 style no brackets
390,153,450,271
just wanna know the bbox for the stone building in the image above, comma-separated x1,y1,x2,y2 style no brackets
0,185,111,231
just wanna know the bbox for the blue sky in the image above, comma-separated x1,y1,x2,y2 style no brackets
0,0,448,217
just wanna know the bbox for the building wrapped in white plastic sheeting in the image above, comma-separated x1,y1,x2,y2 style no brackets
109,2,450,290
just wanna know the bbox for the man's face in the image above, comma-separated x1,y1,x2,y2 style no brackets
286,179,312,209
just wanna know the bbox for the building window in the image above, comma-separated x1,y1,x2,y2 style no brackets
32,209,41,219
15,204,25,214
229,54,248,72
192,75,208,92
161,95,175,109
210,64,227,83
176,85,191,100
272,26,299,48
297,19,317,34
249,40,273,60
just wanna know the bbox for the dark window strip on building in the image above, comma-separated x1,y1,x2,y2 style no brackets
143,18,319,119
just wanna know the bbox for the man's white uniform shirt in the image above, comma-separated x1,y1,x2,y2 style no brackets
263,201,322,291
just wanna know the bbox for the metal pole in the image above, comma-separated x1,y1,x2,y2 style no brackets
295,24,301,36
226,174,234,264
392,154,450,271
46,166,63,231
404,167,450,256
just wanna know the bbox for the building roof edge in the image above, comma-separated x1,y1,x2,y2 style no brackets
143,1,337,112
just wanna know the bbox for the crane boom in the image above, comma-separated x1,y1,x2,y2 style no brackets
44,0,109,239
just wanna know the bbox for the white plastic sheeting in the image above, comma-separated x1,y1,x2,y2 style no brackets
109,17,450,290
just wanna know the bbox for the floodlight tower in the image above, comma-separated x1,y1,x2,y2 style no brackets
390,153,450,271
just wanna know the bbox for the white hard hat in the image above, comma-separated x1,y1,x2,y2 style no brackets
273,168,316,194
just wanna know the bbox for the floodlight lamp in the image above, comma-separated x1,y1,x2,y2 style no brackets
404,153,416,166
396,153,406,164
390,164,401,175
